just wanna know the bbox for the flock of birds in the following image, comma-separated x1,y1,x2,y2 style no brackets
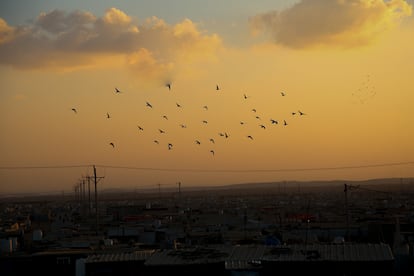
351,74,376,104
71,82,307,156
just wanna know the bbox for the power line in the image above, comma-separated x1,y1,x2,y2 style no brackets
97,161,414,173
0,165,92,170
0,161,413,173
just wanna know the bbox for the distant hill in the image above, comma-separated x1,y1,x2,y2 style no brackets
100,177,413,194
1,177,412,200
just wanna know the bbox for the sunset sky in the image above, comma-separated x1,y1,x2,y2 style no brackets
1,0,414,195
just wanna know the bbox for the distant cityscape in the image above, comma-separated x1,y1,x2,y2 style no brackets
1,177,413,275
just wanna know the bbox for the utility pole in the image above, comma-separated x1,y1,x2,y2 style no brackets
344,183,350,242
93,165,104,235
83,175,92,215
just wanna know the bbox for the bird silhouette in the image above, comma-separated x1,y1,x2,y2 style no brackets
210,150,215,156
255,116,261,120
146,102,153,108
281,92,286,96
298,110,306,116
195,140,201,145
106,112,110,119
218,132,225,137
247,135,253,140
291,112,296,115
240,121,245,125
154,140,159,144
162,115,168,120
176,102,182,108
71,108,77,114
243,94,249,99
202,120,208,124
179,124,187,128
109,142,115,148
216,84,220,91
259,124,266,129
166,83,171,90
159,129,166,134
168,143,173,150
138,125,144,131
284,120,288,126
115,87,121,94
224,132,229,138
209,138,215,144
252,109,257,113
270,119,278,124
203,105,208,110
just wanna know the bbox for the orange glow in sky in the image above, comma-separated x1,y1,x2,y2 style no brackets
1,1,413,194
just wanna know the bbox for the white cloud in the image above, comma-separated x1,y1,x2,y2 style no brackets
0,8,222,76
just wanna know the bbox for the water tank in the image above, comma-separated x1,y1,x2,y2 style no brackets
104,239,113,246
333,236,345,244
33,229,43,241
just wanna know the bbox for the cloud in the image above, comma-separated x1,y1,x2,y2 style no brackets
0,8,222,76
249,0,412,49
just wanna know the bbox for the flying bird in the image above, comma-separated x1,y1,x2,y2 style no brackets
243,94,249,99
247,135,253,140
166,83,171,90
202,120,208,124
162,115,168,120
255,116,261,120
284,120,288,126
106,113,111,119
203,105,208,110
154,140,159,144
281,92,286,96
270,119,278,124
240,121,245,125
109,142,115,148
168,143,173,150
210,150,215,156
115,87,121,94
224,132,229,138
146,101,153,108
209,138,215,144
138,125,144,131
179,124,187,128
159,129,166,134
71,108,77,114
195,140,201,145
259,124,266,129
291,112,296,115
298,110,306,116
216,84,220,91
176,102,182,108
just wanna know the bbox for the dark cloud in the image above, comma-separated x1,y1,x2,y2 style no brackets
249,0,412,48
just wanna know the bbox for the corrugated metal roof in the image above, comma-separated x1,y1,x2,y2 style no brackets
225,245,266,270
145,246,232,266
85,250,155,263
84,243,394,266
262,243,394,262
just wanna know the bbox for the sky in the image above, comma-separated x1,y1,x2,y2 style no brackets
1,0,414,195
